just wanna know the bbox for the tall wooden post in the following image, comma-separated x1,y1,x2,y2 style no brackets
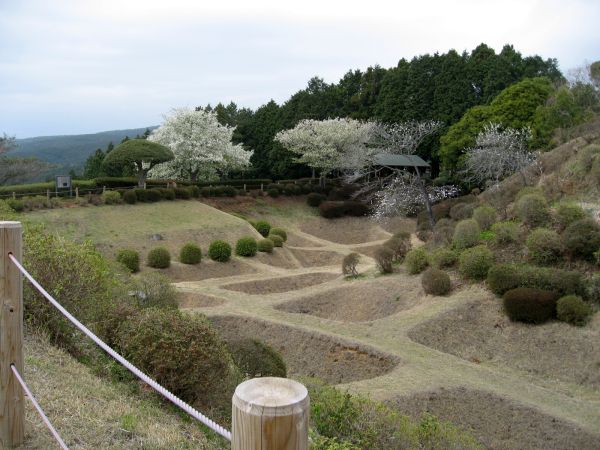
232,377,309,450
0,221,24,447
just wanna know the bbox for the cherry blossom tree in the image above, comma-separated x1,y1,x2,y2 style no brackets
148,108,252,182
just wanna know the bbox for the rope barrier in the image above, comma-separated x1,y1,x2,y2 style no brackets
8,253,232,441
11,364,69,450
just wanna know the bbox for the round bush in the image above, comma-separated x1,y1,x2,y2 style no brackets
267,188,279,198
226,338,286,378
384,237,411,262
491,221,520,245
132,271,177,309
123,190,137,204
102,191,121,205
556,295,592,326
174,187,191,199
7,199,24,212
449,202,476,221
405,248,429,275
472,205,496,231
584,275,600,304
268,234,283,247
116,249,140,273
342,252,360,277
429,247,458,269
254,220,272,237
516,194,550,228
235,236,258,257
374,247,394,274
421,268,452,296
269,227,287,242
180,242,202,264
526,228,563,265
563,218,600,260
555,203,586,230
257,238,274,253
307,192,325,207
147,247,171,269
459,245,493,280
208,240,232,262
189,185,200,198
452,219,480,250
503,288,558,323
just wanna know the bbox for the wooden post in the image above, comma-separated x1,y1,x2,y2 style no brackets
260,183,264,192
11,193,15,200
232,377,309,450
75,187,79,199
102,185,106,194
243,184,247,192
0,221,24,448
46,189,50,200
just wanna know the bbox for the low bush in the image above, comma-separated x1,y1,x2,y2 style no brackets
188,185,200,198
487,264,582,296
236,236,258,257
174,187,191,199
102,191,121,204
123,190,137,204
267,188,279,197
307,192,325,207
526,228,563,265
472,205,496,230
384,237,411,262
226,338,287,378
429,248,458,269
503,287,558,323
319,201,368,218
7,198,24,212
116,249,140,273
253,220,271,237
584,275,600,304
180,243,202,264
268,234,284,247
132,272,178,309
344,201,369,216
135,189,162,202
491,221,520,245
432,218,455,246
257,238,274,253
449,202,476,221
405,248,429,275
555,202,586,230
421,268,452,295
556,295,592,326
342,253,360,277
452,219,480,250
221,186,237,197
147,247,171,269
269,227,287,242
563,218,600,260
200,186,213,197
459,245,493,280
157,188,176,200
516,194,550,228
374,247,394,274
393,230,411,241
208,240,232,262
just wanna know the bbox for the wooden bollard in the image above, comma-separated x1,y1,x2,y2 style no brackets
0,221,24,447
46,189,50,200
75,187,79,199
232,377,309,450
260,183,264,192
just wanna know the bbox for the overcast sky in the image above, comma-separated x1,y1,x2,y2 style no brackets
1,0,599,138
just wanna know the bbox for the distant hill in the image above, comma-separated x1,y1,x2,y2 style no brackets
13,126,156,179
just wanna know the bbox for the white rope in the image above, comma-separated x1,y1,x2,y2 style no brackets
9,253,232,441
11,364,69,450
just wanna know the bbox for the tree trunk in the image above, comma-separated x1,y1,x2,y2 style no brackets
190,170,199,183
415,166,435,228
135,163,147,188
319,171,325,188
312,167,316,179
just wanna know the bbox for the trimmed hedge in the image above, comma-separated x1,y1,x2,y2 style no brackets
257,238,274,253
116,249,140,273
269,227,287,242
374,247,394,274
405,248,429,275
526,228,563,265
503,288,558,323
563,218,600,260
384,237,411,262
472,205,496,231
487,264,582,297
556,295,592,326
516,194,550,228
307,192,325,207
208,240,232,262
226,338,287,378
459,245,493,280
491,221,520,245
254,220,272,237
319,201,368,218
452,219,480,250
180,243,202,264
421,268,452,296
236,237,258,257
268,234,284,247
123,190,137,204
429,248,458,269
147,247,171,268
102,191,121,204
555,203,586,230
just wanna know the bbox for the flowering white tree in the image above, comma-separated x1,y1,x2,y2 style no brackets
148,108,252,182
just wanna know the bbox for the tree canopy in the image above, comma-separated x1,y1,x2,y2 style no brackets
103,139,173,186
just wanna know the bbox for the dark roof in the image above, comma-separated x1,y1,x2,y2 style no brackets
373,153,430,168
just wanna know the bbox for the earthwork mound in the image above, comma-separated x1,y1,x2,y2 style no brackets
156,259,258,282
285,232,324,247
288,248,342,267
299,217,390,244
221,272,338,295
177,292,225,308
209,315,399,383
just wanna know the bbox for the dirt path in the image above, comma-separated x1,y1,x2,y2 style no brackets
174,218,600,448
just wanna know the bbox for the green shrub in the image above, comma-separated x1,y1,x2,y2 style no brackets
526,228,563,265
200,186,213,197
180,243,202,264
132,272,178,309
421,268,452,295
515,186,544,201
123,190,137,204
452,219,480,250
147,247,171,268
115,309,239,414
563,218,600,260
584,275,600,304
157,188,176,200
503,287,558,323
267,188,279,197
556,295,592,326
432,218,455,246
173,187,190,199
189,185,200,198
429,248,458,269
7,198,24,212
555,202,586,230
393,230,412,241
257,238,274,253
459,245,493,280
102,191,121,204
449,202,476,221
472,205,496,230
487,264,582,296
135,189,161,202
269,227,287,242
307,192,325,207
405,248,429,275
516,194,550,227
268,234,284,247
236,236,258,257
374,247,394,274
384,237,411,262
116,249,140,273
208,240,232,262
491,221,520,245
254,220,272,237
342,253,360,277
226,338,286,378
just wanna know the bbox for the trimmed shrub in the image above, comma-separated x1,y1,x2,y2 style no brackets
7,199,24,212
449,202,476,221
555,202,586,230
487,264,582,297
459,245,493,280
491,221,520,245
556,295,592,326
116,249,140,273
136,189,162,202
307,192,325,207
147,247,171,269
421,268,452,295
123,190,137,204
472,205,496,231
257,238,274,253
342,253,360,277
405,248,429,275
584,275,600,304
374,247,394,274
269,227,287,242
253,220,271,237
516,194,550,228
526,228,563,265
563,218,600,260
267,188,279,197
174,187,191,199
432,218,455,246
157,188,176,200
132,272,178,309
429,247,458,269
102,191,121,204
189,185,200,198
384,237,411,262
180,243,202,264
236,236,258,257
221,186,237,197
226,338,287,378
393,230,412,241
268,234,284,247
208,240,232,262
200,186,213,197
503,288,558,323
344,201,369,217
452,219,480,250
319,201,345,218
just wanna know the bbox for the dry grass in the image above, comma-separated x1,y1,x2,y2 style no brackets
221,272,339,295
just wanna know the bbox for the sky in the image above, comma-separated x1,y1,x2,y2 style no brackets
1,0,599,138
